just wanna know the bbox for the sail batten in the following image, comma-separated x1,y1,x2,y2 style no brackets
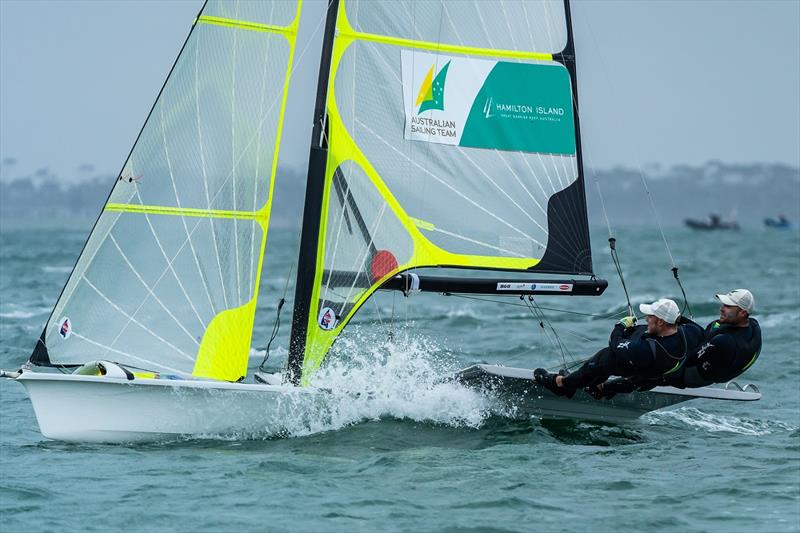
197,15,297,35
337,26,554,62
104,203,269,221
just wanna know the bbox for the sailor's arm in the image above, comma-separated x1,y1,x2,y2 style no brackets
608,322,626,345
608,321,644,345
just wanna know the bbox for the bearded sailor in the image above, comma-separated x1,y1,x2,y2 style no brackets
662,289,762,388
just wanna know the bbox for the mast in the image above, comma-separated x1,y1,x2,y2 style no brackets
287,0,340,385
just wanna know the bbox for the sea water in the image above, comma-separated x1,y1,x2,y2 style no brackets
1,225,798,532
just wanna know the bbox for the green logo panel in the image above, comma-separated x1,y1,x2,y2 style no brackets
460,62,576,155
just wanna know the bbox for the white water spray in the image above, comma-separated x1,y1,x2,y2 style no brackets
306,327,496,431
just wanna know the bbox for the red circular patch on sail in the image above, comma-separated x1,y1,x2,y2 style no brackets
370,250,398,281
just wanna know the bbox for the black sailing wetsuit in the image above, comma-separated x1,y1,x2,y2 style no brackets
602,317,762,394
561,321,704,392
664,318,762,388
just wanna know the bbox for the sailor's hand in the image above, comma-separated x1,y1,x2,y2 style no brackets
618,316,637,329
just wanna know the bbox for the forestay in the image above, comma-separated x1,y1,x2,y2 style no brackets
294,0,593,383
30,0,303,382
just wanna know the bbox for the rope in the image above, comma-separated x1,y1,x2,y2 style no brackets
637,167,694,316
258,265,293,372
585,134,633,319
389,290,396,342
585,137,634,318
522,296,574,369
637,170,676,266
672,266,694,318
594,179,614,240
576,8,694,319
608,237,634,318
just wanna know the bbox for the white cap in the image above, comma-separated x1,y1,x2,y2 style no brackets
716,289,754,312
639,298,680,324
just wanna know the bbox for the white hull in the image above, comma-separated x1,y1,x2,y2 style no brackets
16,371,322,443
11,364,761,442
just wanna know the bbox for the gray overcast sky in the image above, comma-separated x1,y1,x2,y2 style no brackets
1,0,798,184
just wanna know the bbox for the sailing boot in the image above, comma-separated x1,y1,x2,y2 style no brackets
533,368,575,398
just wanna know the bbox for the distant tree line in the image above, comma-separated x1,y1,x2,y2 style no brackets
1,161,798,228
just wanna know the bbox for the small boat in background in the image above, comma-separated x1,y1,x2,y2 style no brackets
764,215,792,229
685,213,740,231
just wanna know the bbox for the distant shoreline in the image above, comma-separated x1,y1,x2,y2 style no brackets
1,162,798,228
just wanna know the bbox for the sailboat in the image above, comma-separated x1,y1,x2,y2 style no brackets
2,0,759,443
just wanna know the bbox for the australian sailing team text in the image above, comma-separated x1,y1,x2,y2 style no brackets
410,116,457,137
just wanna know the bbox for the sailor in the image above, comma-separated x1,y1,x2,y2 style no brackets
592,289,762,397
533,298,703,398
665,289,761,388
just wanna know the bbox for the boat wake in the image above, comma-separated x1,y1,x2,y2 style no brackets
645,407,797,436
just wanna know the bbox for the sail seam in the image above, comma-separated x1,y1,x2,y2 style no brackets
105,203,268,221
196,15,296,35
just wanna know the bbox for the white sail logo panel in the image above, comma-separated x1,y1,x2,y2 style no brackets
33,1,302,382
401,51,576,155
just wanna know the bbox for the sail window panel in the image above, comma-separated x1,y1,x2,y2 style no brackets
203,0,298,28
334,40,578,261
42,211,263,370
344,0,567,54
320,161,414,321
110,25,289,213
